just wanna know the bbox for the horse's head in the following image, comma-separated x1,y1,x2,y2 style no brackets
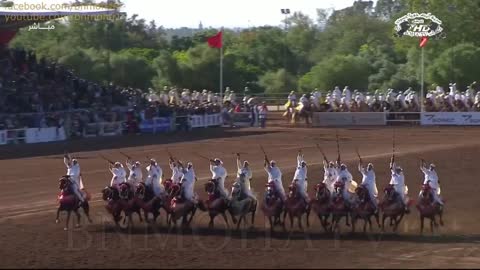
314,183,329,201
118,183,130,200
420,184,432,201
355,185,368,202
163,179,173,193
383,184,396,201
264,182,278,204
135,182,146,199
58,176,70,190
102,186,113,201
169,184,181,198
205,180,217,195
334,180,345,194
231,181,242,199
288,180,299,198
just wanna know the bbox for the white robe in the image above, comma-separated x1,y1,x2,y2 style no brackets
265,165,285,200
210,164,228,197
237,159,254,198
146,164,164,197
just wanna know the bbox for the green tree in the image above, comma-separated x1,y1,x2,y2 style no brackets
259,69,297,94
299,54,371,91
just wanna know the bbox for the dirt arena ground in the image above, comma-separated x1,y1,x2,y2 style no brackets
1,124,480,268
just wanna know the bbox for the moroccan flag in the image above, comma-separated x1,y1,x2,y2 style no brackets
207,31,222,48
419,36,429,48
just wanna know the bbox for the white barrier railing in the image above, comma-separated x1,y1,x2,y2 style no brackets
421,112,480,125
25,127,66,143
0,127,67,145
189,113,222,128
4,129,26,144
0,130,6,145
83,121,123,137
312,112,422,126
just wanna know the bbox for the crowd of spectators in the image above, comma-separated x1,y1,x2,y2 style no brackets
0,47,225,132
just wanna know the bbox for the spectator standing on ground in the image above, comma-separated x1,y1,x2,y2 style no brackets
258,102,268,128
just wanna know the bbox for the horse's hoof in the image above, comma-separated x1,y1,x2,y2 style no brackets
55,219,59,224
75,224,81,228
88,218,93,224
64,227,68,231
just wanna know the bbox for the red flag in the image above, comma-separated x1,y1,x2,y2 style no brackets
207,31,222,48
419,36,429,48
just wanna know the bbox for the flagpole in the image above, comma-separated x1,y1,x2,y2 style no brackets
421,45,424,112
220,28,224,100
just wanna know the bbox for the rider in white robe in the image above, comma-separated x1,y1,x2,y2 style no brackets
419,161,444,206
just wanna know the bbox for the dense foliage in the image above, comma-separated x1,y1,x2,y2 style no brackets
7,0,480,94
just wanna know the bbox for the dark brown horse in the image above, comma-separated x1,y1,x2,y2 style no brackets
351,185,380,233
102,183,135,228
56,176,92,230
416,183,444,234
134,182,162,224
283,180,310,232
261,181,285,233
197,179,230,229
379,184,409,232
330,181,351,234
309,183,332,232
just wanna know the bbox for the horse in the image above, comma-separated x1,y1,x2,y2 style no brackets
197,179,230,229
56,176,92,230
134,182,162,224
101,184,132,228
122,183,144,223
416,183,444,234
228,176,257,231
350,185,380,233
292,102,313,126
309,183,332,232
379,184,409,232
261,181,285,233
330,181,351,233
164,182,197,228
283,180,310,232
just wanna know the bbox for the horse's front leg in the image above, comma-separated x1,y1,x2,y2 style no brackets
75,210,81,228
306,206,311,228
65,211,71,231
345,211,350,227
127,212,134,230
420,216,424,234
208,214,215,229
298,216,303,231
187,206,197,226
137,209,143,223
438,209,444,226
55,208,61,224
381,214,387,232
374,212,380,228
394,213,404,232
221,212,230,229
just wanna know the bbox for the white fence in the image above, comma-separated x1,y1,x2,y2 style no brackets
190,113,223,128
83,121,124,138
421,112,480,125
0,127,66,145
312,112,480,126
312,112,388,126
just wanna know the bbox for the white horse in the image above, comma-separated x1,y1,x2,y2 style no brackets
228,174,257,230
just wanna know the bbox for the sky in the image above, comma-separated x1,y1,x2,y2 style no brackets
12,0,359,28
